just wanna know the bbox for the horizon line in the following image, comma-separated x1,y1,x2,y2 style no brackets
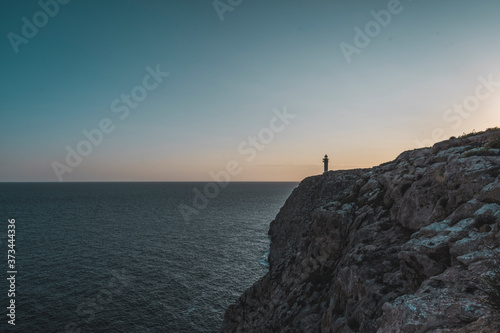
0,180,302,183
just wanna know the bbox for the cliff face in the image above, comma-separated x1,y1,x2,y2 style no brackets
221,129,500,333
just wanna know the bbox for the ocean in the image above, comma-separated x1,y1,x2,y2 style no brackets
0,182,297,332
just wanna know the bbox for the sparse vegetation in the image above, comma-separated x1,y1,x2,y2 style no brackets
478,248,500,311
482,274,500,310
488,138,500,149
458,127,499,140
462,136,500,157
463,148,495,157
459,129,478,139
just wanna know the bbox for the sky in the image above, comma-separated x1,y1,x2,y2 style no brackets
1,0,499,182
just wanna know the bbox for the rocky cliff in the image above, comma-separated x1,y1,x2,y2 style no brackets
221,128,500,333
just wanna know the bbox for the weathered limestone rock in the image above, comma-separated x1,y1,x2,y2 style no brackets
221,129,500,333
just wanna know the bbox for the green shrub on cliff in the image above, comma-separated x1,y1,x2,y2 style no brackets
463,137,500,157
488,138,500,149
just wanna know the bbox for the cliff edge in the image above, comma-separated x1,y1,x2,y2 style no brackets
221,128,500,333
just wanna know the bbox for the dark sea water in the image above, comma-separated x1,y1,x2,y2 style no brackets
0,182,297,333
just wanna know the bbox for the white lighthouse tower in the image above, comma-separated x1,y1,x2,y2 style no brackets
323,154,329,174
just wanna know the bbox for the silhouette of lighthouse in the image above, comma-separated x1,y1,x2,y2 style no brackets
323,155,329,174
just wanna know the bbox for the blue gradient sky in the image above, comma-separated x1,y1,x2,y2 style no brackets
1,0,499,181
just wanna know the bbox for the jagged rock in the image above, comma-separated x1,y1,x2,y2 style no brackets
478,181,500,204
221,129,500,333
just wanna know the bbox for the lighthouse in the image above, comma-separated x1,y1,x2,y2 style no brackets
323,155,329,174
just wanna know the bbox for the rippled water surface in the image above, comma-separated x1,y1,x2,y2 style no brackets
0,182,297,332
